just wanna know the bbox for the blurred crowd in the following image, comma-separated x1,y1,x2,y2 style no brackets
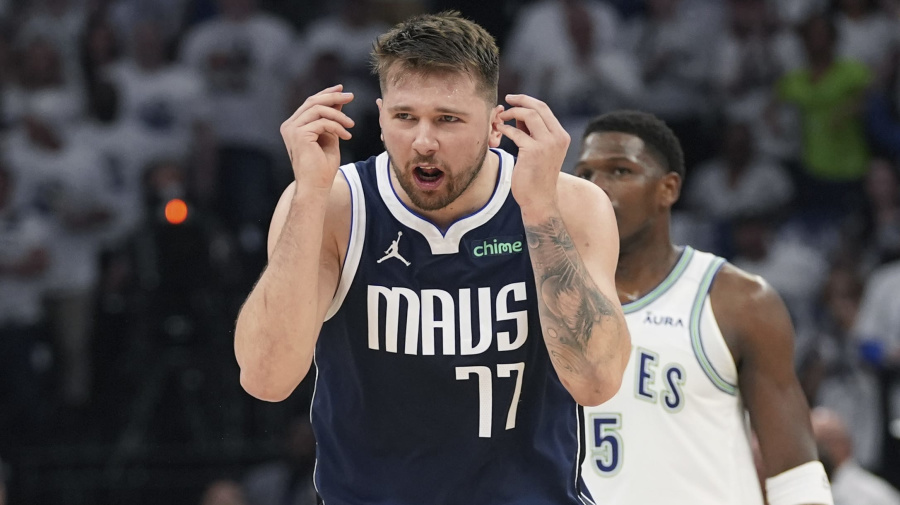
0,0,900,503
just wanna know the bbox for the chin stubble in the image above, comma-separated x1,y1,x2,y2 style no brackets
388,145,489,212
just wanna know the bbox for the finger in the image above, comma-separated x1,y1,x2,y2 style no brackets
290,85,344,120
310,84,343,97
320,84,346,113
496,122,533,148
501,96,556,136
504,94,565,136
498,106,550,139
286,89,354,123
295,104,356,130
299,91,354,118
301,117,353,141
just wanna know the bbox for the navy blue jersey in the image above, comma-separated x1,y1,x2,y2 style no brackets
313,149,592,505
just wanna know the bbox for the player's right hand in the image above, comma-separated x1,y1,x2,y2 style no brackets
280,84,356,190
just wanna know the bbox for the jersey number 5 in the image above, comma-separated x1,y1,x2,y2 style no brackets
591,414,622,475
455,363,525,438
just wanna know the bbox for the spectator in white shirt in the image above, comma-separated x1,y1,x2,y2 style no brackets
812,407,900,505
292,0,387,79
838,159,900,268
287,0,387,162
835,0,900,73
801,266,883,470
72,80,183,249
107,16,216,204
716,0,803,161
730,211,829,333
503,0,642,171
5,91,114,407
179,0,296,284
179,0,295,158
18,0,87,82
684,120,794,222
853,258,900,423
625,0,721,168
2,35,84,137
107,0,194,46
503,0,631,116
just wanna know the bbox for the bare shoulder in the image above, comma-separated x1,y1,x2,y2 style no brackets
558,172,611,203
327,169,353,217
710,262,794,364
326,172,353,265
553,173,619,273
556,173,614,224
266,172,352,262
710,263,785,316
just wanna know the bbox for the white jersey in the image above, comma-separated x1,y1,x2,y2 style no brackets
582,247,764,505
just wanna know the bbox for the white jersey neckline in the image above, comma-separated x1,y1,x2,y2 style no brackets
622,246,695,314
375,148,514,255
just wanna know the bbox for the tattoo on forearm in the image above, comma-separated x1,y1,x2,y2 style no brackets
525,217,617,375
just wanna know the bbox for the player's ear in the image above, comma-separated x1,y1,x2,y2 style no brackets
489,105,504,148
376,98,385,130
658,172,682,209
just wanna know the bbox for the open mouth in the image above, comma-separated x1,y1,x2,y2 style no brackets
413,166,445,187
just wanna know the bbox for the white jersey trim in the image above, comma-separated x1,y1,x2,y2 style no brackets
690,257,737,395
310,353,323,501
622,247,694,314
324,163,367,321
375,149,514,255
575,404,593,505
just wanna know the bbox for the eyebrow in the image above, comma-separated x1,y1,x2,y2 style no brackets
579,155,637,165
388,104,471,116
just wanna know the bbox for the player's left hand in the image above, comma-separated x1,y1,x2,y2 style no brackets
497,94,570,212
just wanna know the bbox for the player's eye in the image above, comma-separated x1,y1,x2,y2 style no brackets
396,113,413,120
574,166,598,181
439,115,460,123
613,167,632,176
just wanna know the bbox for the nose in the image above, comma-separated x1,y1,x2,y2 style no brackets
411,122,438,155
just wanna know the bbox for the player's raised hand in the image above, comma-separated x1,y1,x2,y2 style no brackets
497,94,570,211
280,84,356,190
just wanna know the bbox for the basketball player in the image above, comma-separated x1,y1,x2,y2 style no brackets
574,110,834,505
234,12,630,504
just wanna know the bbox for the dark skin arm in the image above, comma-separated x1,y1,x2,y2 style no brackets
711,264,820,480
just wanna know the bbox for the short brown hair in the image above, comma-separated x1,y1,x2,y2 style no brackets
370,11,499,104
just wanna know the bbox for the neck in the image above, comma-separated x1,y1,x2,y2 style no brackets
615,222,682,304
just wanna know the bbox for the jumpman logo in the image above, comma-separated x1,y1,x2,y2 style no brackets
377,231,411,266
